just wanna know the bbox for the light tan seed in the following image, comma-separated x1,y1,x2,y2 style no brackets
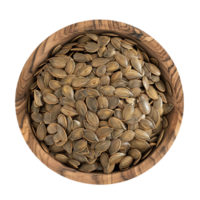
108,96,119,109
41,88,54,96
141,148,153,160
109,117,126,130
131,56,143,74
79,162,98,172
85,42,100,53
68,159,80,168
128,149,141,159
49,57,66,68
65,58,75,75
54,88,63,98
34,90,43,106
96,126,113,138
142,76,149,90
61,105,78,117
62,85,74,100
83,120,98,132
128,80,142,89
81,89,100,98
103,49,116,57
98,96,108,109
55,47,71,56
60,74,76,85
120,130,135,142
156,129,165,147
162,116,168,128
122,103,134,121
92,58,109,67
49,80,62,90
73,53,89,62
106,61,119,72
155,80,166,92
44,72,54,87
37,122,47,141
83,129,99,143
145,63,161,76
97,109,114,120
130,139,150,149
47,123,57,134
146,85,158,100
130,88,142,98
37,76,45,90
112,80,128,88
43,112,51,124
68,128,84,141
49,145,63,153
86,33,98,41
74,139,87,153
95,141,111,152
51,45,62,56
153,95,163,113
100,75,110,86
115,53,128,68
43,93,59,104
138,95,151,115
140,119,156,130
109,153,126,165
135,129,150,141
48,65,67,78
31,112,43,122
72,77,89,88
86,96,98,113
60,97,76,107
44,135,54,146
96,65,106,77
111,37,121,50
75,100,87,117
77,65,92,76
151,75,160,82
163,103,174,114
51,104,61,121
97,46,107,57
55,154,68,164
119,156,133,170
125,70,142,80
86,111,99,127
111,71,122,84
112,129,123,139
96,35,110,46
158,91,167,103
100,153,109,169
100,86,115,96
57,114,67,130
114,109,123,120
85,77,100,88
114,88,133,98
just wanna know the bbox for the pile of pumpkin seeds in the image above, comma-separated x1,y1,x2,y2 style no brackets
29,32,174,173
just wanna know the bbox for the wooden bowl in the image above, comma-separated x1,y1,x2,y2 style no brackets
15,20,184,184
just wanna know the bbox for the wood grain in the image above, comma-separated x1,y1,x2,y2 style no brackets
15,20,184,184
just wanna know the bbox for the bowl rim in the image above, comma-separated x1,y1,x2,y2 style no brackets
15,19,184,184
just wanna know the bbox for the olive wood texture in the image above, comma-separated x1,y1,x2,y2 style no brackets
15,20,184,184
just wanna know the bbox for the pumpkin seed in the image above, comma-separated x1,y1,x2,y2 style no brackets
96,126,113,138
37,122,47,141
83,129,99,143
43,93,59,104
95,141,111,152
120,130,135,142
109,117,126,130
119,156,133,170
61,105,78,117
